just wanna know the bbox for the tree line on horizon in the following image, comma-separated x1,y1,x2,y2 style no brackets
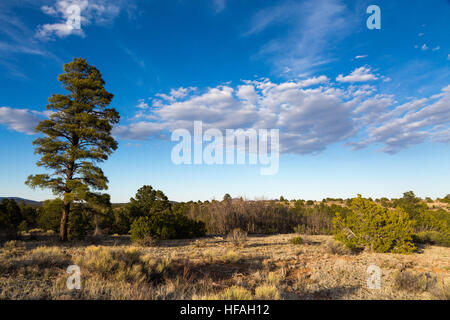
1,188,449,250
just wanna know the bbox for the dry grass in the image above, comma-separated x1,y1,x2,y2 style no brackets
0,234,449,300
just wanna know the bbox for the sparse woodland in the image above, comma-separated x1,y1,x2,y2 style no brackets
1,58,449,300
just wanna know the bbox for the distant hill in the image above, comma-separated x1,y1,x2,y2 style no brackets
0,198,178,208
0,197,43,207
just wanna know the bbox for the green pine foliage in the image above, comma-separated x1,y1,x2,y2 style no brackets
332,195,416,254
25,58,120,241
130,210,206,242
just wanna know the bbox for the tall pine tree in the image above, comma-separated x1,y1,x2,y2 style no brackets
26,58,120,241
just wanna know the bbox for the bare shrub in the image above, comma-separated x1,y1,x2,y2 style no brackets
392,270,428,292
187,200,304,234
428,276,450,300
135,236,159,247
227,228,247,247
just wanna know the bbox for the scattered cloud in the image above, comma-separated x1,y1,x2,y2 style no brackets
155,87,197,103
418,32,424,37
110,75,449,155
421,44,429,51
2,75,449,155
432,46,440,52
136,99,149,109
244,0,356,74
336,66,378,83
351,85,450,153
0,107,44,134
0,8,55,78
298,75,329,87
212,0,226,13
355,55,368,59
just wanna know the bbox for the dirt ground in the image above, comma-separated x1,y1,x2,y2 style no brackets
0,234,449,300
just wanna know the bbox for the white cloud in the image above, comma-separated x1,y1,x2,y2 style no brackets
336,66,378,83
113,121,166,140
136,99,149,109
432,46,440,52
418,32,424,37
2,78,448,156
355,55,368,59
244,0,356,74
421,44,429,51
115,76,449,155
0,107,43,134
299,75,329,87
156,87,196,103
350,85,450,153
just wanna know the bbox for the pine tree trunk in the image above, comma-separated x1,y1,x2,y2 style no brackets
59,201,70,241
93,214,100,236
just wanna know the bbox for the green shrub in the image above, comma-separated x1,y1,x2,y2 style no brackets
130,217,153,243
130,210,206,242
332,195,416,254
413,231,450,247
291,236,303,245
18,221,28,233
68,205,91,240
37,199,63,232
0,199,22,240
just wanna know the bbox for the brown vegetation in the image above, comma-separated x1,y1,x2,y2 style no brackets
1,234,448,300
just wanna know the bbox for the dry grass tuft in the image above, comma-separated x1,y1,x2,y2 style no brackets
325,240,353,255
255,284,280,299
392,270,428,293
75,246,171,283
1,234,449,300
220,286,252,300
28,246,69,268
2,240,26,258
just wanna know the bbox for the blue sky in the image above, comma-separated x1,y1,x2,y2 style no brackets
0,0,449,202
